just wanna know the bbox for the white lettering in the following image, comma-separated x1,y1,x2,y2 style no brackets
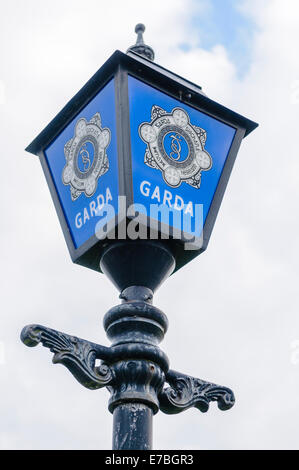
83,207,90,224
75,212,82,229
151,185,160,202
163,190,173,207
140,180,151,197
89,200,97,217
74,187,114,229
174,195,184,211
139,182,195,219
184,201,193,217
106,187,113,203
97,194,104,210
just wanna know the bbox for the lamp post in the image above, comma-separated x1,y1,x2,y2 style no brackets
21,25,258,450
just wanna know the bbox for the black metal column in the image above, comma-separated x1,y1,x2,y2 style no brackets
101,250,172,451
112,403,153,450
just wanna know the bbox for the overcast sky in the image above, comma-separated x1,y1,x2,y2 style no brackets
1,0,299,450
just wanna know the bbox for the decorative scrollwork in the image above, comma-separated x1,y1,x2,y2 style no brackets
108,360,165,414
159,370,235,414
21,324,113,390
151,105,166,121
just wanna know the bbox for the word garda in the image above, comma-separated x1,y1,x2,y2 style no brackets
75,187,113,229
140,180,194,216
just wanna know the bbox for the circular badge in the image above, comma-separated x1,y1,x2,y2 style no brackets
62,112,110,201
139,106,212,189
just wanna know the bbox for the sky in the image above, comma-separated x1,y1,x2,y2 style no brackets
1,0,299,450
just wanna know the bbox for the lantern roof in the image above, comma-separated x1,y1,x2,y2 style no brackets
26,49,257,157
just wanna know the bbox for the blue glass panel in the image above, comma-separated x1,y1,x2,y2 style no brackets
128,75,236,240
44,79,118,249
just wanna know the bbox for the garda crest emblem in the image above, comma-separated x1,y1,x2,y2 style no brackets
62,112,110,201
139,106,212,188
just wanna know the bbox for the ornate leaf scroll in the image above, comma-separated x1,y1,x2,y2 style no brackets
21,324,113,390
159,369,235,414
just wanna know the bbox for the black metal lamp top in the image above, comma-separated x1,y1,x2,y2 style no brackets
127,23,155,61
25,25,258,275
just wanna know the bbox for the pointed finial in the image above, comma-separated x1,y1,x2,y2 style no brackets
127,23,155,61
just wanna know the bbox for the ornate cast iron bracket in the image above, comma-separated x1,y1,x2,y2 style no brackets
21,324,235,415
159,369,235,414
21,248,235,449
21,324,113,390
